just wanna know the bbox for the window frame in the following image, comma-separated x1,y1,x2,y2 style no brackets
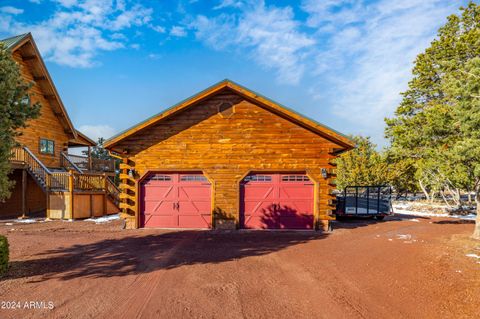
39,138,55,156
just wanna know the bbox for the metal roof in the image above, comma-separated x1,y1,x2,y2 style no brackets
0,33,29,49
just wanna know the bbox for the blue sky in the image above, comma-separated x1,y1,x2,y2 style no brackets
0,0,469,146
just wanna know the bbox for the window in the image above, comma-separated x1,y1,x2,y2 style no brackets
147,175,172,181
39,139,54,155
180,175,208,182
244,175,272,182
282,175,310,182
21,95,31,107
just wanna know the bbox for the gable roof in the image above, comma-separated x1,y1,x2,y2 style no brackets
69,130,97,147
104,79,355,151
1,33,77,139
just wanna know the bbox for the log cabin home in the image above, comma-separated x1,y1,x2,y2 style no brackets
105,80,354,230
0,33,119,220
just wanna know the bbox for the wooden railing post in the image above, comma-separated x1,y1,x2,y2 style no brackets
88,146,92,171
103,173,108,215
69,170,74,220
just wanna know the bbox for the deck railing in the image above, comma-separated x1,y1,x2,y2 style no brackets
49,172,70,191
73,173,105,192
61,153,115,172
9,147,121,211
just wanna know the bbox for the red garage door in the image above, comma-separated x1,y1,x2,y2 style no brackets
140,172,211,228
240,173,314,229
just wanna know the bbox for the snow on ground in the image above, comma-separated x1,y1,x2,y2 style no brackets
15,218,39,223
393,202,476,221
84,214,120,224
466,254,480,259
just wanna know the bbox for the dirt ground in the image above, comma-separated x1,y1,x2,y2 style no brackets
0,215,478,319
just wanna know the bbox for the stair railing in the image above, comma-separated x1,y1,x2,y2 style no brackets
22,146,52,189
61,152,83,174
106,177,121,206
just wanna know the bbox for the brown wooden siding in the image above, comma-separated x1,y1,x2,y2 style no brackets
115,89,339,228
12,51,70,167
0,169,46,218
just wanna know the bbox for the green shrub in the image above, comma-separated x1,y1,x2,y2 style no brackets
0,235,8,276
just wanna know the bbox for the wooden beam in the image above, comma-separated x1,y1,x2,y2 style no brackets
33,76,47,81
22,55,37,61
43,94,56,100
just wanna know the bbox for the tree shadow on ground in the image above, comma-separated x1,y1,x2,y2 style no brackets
332,214,430,230
433,219,475,225
6,230,326,282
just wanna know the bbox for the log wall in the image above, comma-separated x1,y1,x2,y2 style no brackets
115,89,339,229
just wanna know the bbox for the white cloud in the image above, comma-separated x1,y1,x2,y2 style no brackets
148,53,162,60
302,0,463,145
151,25,166,33
1,6,24,15
170,25,187,37
0,0,153,68
78,124,117,141
213,0,244,10
191,1,315,84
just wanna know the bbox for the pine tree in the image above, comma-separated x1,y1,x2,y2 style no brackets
385,2,480,238
385,2,480,195
0,43,40,200
441,58,480,239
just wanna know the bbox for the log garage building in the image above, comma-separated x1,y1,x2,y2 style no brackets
105,80,354,231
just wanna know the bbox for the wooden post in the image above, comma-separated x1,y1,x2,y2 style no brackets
103,173,108,216
21,169,27,218
46,172,51,220
69,170,74,220
88,146,92,171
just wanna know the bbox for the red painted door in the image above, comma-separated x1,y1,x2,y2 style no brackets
240,173,314,229
140,173,211,228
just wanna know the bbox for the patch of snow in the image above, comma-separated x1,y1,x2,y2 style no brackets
466,254,480,259
388,238,393,241
15,218,38,223
84,214,120,224
397,234,412,240
400,218,420,222
5,223,13,226
394,206,476,221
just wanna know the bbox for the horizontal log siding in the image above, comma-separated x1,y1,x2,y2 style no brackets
115,90,339,228
12,51,70,167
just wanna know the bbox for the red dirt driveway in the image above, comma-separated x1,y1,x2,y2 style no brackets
0,215,479,319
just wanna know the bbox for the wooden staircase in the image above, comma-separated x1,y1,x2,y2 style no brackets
10,146,120,218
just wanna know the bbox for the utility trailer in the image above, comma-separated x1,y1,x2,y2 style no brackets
336,186,393,220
